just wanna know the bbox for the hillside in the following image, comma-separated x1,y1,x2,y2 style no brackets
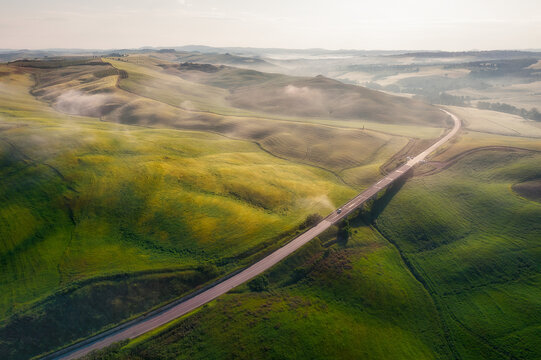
165,60,450,126
16,56,446,187
0,64,356,359
0,54,454,359
82,132,541,360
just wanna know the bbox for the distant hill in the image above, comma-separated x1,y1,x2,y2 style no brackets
168,62,449,126
394,50,541,59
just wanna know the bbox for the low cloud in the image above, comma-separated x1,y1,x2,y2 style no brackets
284,84,322,99
55,90,117,117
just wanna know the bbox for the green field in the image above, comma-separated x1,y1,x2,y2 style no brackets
19,56,451,190
0,65,363,359
108,55,449,127
376,150,541,359
84,146,541,360
0,54,486,360
83,213,453,360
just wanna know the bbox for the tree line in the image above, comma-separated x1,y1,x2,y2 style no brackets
477,102,541,121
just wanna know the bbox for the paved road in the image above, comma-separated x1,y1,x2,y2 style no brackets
48,109,460,360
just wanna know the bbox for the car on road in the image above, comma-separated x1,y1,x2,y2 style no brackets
337,208,342,214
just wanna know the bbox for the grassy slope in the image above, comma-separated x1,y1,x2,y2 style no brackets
0,65,357,359
84,109,541,360
84,215,453,360
445,105,541,138
0,56,450,358
375,150,541,359
112,55,449,128
30,58,414,189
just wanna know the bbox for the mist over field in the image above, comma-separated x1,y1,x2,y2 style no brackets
55,90,117,117
1,1,541,360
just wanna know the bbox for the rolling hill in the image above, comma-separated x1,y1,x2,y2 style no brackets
0,53,451,359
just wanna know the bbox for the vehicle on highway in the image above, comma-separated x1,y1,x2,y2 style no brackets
337,208,342,214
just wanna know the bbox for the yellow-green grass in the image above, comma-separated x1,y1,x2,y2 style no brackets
97,148,541,360
0,64,358,355
376,150,541,359
432,130,541,162
84,217,453,360
445,105,541,138
26,60,413,188
339,134,409,187
107,57,258,117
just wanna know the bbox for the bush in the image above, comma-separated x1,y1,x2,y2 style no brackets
248,275,269,292
300,213,323,229
337,220,351,246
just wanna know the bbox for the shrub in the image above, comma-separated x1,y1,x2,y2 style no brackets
248,275,269,292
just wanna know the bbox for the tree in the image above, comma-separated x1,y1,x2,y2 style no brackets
337,220,351,246
301,213,323,229
248,275,269,292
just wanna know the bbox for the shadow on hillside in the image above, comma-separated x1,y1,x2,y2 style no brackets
350,168,414,227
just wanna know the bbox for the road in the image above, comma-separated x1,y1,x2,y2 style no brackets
47,109,460,360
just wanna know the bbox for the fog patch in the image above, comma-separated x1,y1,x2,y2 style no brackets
180,100,196,110
55,90,119,117
298,194,335,211
284,85,322,100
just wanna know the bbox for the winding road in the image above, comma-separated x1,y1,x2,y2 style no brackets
46,109,461,360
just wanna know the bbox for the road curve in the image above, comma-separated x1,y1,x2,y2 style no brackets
46,109,461,360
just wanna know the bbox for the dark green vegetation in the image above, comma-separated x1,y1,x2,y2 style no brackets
84,149,541,360
83,210,453,360
0,269,218,360
8,58,108,69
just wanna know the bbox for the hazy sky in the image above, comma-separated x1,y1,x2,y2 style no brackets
1,0,540,50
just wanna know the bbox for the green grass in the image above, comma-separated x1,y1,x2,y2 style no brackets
0,57,454,359
85,212,453,360
375,150,541,359
27,59,415,188
109,55,449,129
0,65,359,359
84,148,541,360
432,130,541,162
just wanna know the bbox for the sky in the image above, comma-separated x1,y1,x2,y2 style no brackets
1,0,540,50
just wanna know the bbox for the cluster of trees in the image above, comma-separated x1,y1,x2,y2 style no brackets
477,102,541,121
413,92,471,106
